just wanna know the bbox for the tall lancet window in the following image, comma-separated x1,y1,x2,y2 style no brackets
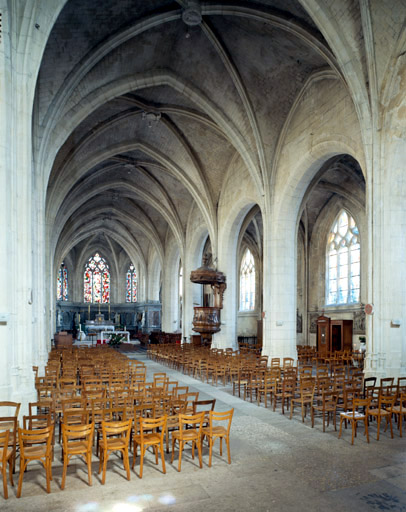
327,210,360,305
126,263,137,303
57,262,68,301
84,252,110,303
179,263,183,329
240,248,255,311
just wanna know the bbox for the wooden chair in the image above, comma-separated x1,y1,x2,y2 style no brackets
273,377,296,414
171,412,204,472
0,430,13,499
392,392,406,437
132,416,167,478
0,401,21,473
61,422,94,489
311,390,338,432
98,419,132,484
339,397,370,445
17,424,54,497
192,399,216,427
290,380,315,422
368,393,397,440
201,409,234,467
178,392,199,414
257,372,278,408
363,376,376,397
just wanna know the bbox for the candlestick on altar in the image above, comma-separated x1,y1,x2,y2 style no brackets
98,303,100,314
88,304,90,317
78,314,81,324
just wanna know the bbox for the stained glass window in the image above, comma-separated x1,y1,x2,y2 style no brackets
84,252,110,303
126,263,137,303
240,248,255,311
57,263,68,301
326,210,360,305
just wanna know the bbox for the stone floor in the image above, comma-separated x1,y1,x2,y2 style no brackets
2,350,406,512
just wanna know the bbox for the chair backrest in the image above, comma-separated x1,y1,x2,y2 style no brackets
178,392,199,406
192,399,216,415
0,401,21,418
62,422,94,452
178,412,205,435
207,409,234,435
134,403,155,420
378,393,397,409
138,416,167,442
322,390,338,406
380,377,394,387
63,408,89,426
172,386,189,397
283,357,294,368
18,425,54,457
353,397,371,413
0,417,17,438
101,419,132,445
23,414,52,430
363,376,376,396
101,406,126,422
0,429,10,465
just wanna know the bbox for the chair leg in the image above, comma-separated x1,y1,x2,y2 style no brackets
208,437,213,468
46,458,51,493
124,448,130,481
178,441,183,472
139,446,145,478
160,442,166,474
87,453,92,486
170,438,176,464
102,452,108,485
2,465,8,499
16,460,26,498
197,438,202,469
131,442,137,470
226,436,231,464
8,458,13,487
61,457,68,490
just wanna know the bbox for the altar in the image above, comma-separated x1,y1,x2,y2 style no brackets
85,313,115,343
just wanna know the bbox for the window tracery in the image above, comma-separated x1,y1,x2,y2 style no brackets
326,210,360,305
126,263,137,303
84,252,110,303
57,262,68,301
240,248,255,311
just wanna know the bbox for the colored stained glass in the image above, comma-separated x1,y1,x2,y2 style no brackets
126,263,137,303
84,253,110,303
327,211,360,305
57,263,68,301
240,249,255,311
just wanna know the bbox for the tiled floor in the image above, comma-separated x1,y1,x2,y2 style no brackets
2,350,406,511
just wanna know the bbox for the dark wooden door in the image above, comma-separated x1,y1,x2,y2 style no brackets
317,316,330,356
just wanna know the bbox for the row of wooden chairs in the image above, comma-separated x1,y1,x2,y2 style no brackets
1,408,234,498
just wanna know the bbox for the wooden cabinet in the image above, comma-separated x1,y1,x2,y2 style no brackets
330,320,353,352
317,316,330,357
317,316,353,354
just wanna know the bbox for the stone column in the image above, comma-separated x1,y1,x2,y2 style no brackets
262,207,297,362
